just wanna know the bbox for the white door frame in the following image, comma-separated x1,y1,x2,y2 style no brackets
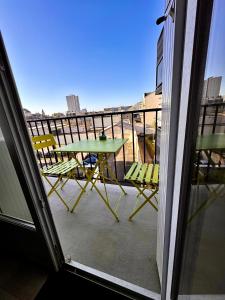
156,0,190,298
0,0,216,298
165,0,214,299
0,32,63,271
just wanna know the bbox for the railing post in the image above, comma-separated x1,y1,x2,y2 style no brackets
201,105,207,135
92,116,97,140
75,117,85,172
35,120,47,167
110,114,118,180
132,113,135,163
28,121,43,169
155,111,158,164
68,119,74,143
121,113,126,177
41,120,53,165
212,105,219,133
47,119,58,163
143,112,146,163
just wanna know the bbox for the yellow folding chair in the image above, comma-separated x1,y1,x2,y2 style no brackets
32,134,84,210
124,163,159,220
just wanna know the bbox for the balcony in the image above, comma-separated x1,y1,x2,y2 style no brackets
25,102,224,292
26,108,161,292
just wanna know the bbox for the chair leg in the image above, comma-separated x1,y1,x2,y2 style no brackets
43,175,69,210
187,184,225,223
59,170,87,194
47,177,62,197
132,182,158,210
136,187,147,198
99,161,109,203
60,176,70,190
129,183,158,221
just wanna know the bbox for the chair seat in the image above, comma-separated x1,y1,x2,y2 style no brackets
42,158,78,176
124,162,159,185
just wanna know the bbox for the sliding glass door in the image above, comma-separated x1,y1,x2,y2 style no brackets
177,0,225,297
0,126,33,222
0,33,62,270
166,0,225,299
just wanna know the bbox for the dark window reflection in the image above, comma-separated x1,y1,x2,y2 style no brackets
179,0,225,295
157,59,163,88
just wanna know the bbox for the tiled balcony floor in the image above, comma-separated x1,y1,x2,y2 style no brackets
44,178,160,293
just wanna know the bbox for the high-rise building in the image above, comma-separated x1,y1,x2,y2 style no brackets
202,76,222,102
66,95,80,113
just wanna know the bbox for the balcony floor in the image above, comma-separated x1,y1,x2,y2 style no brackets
44,178,160,293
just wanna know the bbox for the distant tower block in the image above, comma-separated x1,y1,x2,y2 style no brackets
66,95,80,113
202,76,222,103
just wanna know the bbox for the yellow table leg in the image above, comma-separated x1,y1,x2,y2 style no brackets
71,155,119,221
99,157,109,203
70,178,90,213
105,160,127,196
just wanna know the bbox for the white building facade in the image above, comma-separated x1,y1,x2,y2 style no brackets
66,95,80,113
202,76,222,103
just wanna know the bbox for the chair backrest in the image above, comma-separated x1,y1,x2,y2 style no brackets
32,134,56,150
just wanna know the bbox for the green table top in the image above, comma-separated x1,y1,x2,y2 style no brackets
196,133,225,151
54,138,128,154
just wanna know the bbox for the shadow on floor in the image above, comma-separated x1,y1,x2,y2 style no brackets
0,253,48,300
35,270,131,300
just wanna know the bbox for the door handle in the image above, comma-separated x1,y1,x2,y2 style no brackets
156,5,175,25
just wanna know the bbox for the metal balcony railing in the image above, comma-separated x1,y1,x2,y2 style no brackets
199,102,225,135
27,102,225,183
27,108,161,183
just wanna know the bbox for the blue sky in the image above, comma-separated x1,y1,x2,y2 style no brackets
0,0,164,114
205,0,225,95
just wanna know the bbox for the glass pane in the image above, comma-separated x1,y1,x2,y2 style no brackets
178,0,225,296
0,127,33,223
